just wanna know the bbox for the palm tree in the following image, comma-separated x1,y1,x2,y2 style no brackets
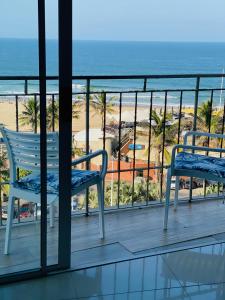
19,97,39,132
20,99,81,132
46,101,58,131
183,100,222,134
152,111,177,198
151,110,177,176
141,110,177,198
185,100,223,146
47,100,81,131
198,100,213,131
90,92,115,130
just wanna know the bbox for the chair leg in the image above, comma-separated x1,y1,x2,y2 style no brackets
49,203,55,228
97,181,105,239
4,195,15,255
164,169,172,230
174,176,179,210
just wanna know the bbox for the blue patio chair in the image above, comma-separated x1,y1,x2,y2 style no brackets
0,125,108,254
164,131,225,230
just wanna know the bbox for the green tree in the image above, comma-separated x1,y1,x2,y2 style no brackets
140,110,177,198
198,100,213,131
142,110,177,178
20,98,81,132
105,181,133,207
90,92,115,130
19,97,39,132
104,181,160,208
183,100,222,135
185,100,223,146
133,181,160,203
47,101,81,131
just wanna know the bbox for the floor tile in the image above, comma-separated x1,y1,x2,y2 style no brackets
71,255,182,298
213,232,225,242
162,243,225,287
71,243,134,269
3,241,225,300
0,272,77,300
134,237,216,256
75,287,189,300
184,283,225,300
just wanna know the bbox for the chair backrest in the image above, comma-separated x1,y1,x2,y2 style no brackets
0,125,59,182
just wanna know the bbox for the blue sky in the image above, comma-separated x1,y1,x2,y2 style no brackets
1,0,225,42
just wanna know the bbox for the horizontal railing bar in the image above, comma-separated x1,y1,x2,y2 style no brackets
1,88,225,98
1,73,225,80
107,165,170,173
74,88,225,94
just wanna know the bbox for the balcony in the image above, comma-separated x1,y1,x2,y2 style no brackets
1,198,225,276
1,74,225,276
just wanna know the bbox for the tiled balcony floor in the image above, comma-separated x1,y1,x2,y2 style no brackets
1,242,225,299
1,198,225,276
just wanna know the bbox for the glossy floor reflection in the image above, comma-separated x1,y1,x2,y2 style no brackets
1,242,225,299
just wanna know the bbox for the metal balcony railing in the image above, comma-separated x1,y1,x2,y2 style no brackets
0,73,225,225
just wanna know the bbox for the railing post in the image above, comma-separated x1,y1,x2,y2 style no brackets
38,0,47,274
117,93,122,209
143,78,147,92
52,94,55,132
15,95,19,132
15,94,21,223
203,89,214,198
58,0,72,269
24,79,28,95
0,182,2,226
131,92,138,206
85,79,90,216
34,94,38,134
177,91,183,145
219,88,225,197
189,76,200,202
160,91,168,202
146,91,153,204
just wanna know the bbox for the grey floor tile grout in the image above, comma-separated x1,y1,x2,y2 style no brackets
182,281,225,288
70,241,119,254
160,254,187,292
182,283,225,300
133,239,225,260
133,236,219,255
117,241,136,255
70,286,192,300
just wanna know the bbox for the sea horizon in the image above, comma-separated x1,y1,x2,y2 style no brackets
2,37,225,43
0,38,225,106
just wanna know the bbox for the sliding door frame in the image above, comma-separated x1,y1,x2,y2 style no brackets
0,0,72,284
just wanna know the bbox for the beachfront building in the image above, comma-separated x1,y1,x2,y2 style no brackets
73,128,115,161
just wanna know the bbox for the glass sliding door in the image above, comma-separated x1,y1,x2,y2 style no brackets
0,0,73,283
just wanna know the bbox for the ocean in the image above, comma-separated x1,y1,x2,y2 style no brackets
0,38,225,106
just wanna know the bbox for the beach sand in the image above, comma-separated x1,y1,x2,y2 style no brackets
0,101,182,133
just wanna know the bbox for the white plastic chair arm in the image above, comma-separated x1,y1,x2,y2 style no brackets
184,131,225,145
72,150,108,179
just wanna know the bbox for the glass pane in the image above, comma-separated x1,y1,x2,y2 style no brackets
0,0,41,277
0,94,41,276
